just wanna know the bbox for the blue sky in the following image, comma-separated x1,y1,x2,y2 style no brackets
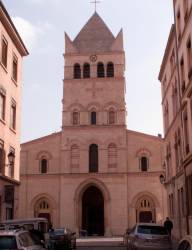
3,0,173,142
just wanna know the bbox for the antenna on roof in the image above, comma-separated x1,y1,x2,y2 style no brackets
90,0,100,12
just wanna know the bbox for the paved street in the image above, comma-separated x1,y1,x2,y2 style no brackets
77,245,178,250
77,247,126,250
76,237,178,250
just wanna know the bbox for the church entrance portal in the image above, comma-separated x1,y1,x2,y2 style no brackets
136,196,156,223
82,186,104,236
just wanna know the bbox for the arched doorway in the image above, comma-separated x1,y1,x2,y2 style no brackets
82,186,104,236
34,199,51,224
136,196,156,223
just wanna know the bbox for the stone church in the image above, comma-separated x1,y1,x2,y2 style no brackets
19,12,166,236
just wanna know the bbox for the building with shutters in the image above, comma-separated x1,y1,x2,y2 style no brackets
0,0,28,221
158,0,192,239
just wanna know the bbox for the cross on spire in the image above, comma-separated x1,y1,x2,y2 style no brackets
91,0,100,12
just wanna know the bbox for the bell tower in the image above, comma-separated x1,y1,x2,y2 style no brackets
62,12,127,175
63,12,126,128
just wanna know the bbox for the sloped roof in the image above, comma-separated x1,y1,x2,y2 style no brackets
73,12,115,53
0,0,28,56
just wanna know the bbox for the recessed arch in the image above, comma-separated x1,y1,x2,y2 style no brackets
36,151,52,160
67,103,85,112
87,102,101,111
31,193,57,224
74,178,111,236
136,148,152,158
131,191,160,208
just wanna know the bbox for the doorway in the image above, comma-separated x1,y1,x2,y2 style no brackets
139,211,153,222
136,196,156,223
82,186,104,236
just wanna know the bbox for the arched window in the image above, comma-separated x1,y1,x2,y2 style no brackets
40,158,48,174
97,62,105,78
83,63,90,78
107,62,114,77
91,111,97,125
72,111,79,125
108,143,117,168
39,200,49,209
89,144,98,172
71,144,79,168
140,156,148,171
108,109,116,124
74,63,81,79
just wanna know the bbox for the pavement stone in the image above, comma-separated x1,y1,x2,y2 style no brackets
77,236,179,249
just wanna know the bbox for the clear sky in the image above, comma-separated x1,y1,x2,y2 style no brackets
3,0,174,142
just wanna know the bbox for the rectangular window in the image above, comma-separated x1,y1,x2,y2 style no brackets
180,57,185,94
190,96,192,122
1,37,8,68
183,111,190,154
176,10,181,41
162,75,167,95
171,193,174,217
12,55,18,82
0,88,6,121
10,99,16,130
169,193,174,218
0,140,5,174
187,38,192,80
187,175,192,215
183,0,189,21
8,147,15,178
170,50,175,73
181,187,185,216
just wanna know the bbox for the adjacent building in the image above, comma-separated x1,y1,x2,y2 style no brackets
159,0,192,239
19,12,166,236
0,0,28,221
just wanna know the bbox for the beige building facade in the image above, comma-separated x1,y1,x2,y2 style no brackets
0,1,28,221
19,13,166,236
159,0,192,239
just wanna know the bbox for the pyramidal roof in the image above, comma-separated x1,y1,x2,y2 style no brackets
73,12,115,53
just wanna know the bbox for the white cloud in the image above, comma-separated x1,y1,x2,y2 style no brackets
12,17,40,51
12,17,53,52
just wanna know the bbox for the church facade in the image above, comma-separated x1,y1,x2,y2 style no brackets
19,13,166,236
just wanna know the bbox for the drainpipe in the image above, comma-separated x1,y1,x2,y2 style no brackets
172,0,190,235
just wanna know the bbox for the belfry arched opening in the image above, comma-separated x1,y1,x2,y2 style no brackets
82,186,104,236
